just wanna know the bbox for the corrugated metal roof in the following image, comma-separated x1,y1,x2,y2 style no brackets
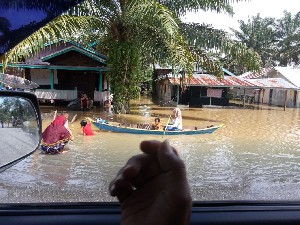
168,74,298,89
249,78,298,89
240,68,272,79
240,67,300,88
273,67,300,87
169,74,256,87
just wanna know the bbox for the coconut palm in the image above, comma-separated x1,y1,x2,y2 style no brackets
2,0,262,113
275,11,300,66
230,14,277,68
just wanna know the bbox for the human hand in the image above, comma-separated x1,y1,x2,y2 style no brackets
109,140,192,225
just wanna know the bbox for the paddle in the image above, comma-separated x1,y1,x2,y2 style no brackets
162,115,172,138
52,110,57,121
70,114,78,123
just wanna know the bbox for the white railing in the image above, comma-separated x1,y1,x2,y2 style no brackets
94,90,110,102
34,89,78,100
34,89,110,102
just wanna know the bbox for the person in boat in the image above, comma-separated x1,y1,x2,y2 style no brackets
152,117,163,130
41,112,74,154
166,107,183,131
109,140,192,225
80,119,94,136
80,93,90,110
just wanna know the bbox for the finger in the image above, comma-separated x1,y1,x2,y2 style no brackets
140,140,162,155
140,140,179,157
131,159,161,189
158,139,184,172
117,154,153,180
109,174,134,202
109,154,154,195
140,140,183,172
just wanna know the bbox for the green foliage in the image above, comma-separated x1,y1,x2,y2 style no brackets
182,22,262,75
231,11,300,69
230,14,277,68
107,40,143,113
2,0,263,113
0,97,32,125
274,11,300,66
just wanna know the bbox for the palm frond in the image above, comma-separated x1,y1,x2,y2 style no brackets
3,14,105,67
181,22,262,72
159,0,246,16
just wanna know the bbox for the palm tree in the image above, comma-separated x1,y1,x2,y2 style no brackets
275,11,300,66
230,14,277,68
2,0,262,113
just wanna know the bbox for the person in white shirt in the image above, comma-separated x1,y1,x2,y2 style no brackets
166,108,182,131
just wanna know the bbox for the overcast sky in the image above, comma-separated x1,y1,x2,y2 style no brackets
1,0,299,31
182,0,300,32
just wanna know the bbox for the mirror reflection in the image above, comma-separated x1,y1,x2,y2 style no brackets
0,96,40,167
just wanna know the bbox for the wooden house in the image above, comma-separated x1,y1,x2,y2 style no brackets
1,40,109,104
239,67,300,108
157,68,298,109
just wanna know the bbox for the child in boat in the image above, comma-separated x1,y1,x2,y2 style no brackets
152,117,163,130
80,119,94,136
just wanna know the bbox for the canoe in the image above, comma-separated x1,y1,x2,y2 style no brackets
92,120,222,135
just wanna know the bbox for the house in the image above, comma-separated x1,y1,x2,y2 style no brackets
156,71,257,107
239,67,300,108
1,40,110,104
156,67,298,108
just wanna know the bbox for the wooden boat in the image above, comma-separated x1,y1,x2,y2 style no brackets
91,119,222,135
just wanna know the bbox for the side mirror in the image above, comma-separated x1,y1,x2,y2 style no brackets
0,91,42,172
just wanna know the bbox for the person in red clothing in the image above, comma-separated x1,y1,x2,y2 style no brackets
41,113,74,154
80,119,94,136
80,93,89,110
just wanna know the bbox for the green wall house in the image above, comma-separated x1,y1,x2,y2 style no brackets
1,40,109,104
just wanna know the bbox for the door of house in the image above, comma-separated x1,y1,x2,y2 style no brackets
57,70,98,99
269,89,273,105
293,90,297,107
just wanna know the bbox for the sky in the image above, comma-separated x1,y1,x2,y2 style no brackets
182,0,300,32
0,0,297,51
1,0,299,31
0,9,46,30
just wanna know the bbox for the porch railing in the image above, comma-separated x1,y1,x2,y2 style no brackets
34,89,78,101
94,90,110,103
34,89,110,103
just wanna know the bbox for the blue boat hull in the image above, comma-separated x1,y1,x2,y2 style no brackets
92,122,222,135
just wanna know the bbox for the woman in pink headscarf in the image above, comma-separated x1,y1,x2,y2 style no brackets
166,108,183,131
41,114,74,154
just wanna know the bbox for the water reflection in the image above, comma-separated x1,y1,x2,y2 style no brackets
1,100,300,203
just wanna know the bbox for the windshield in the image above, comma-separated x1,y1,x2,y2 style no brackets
0,0,300,203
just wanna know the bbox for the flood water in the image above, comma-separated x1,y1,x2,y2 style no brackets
1,99,300,203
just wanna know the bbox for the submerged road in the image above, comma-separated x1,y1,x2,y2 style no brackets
0,128,39,166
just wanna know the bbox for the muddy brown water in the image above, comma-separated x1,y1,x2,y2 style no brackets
0,99,300,203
